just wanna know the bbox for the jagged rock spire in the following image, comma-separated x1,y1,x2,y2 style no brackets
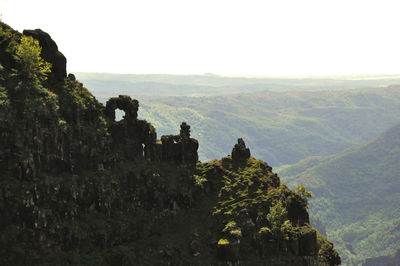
231,138,251,164
180,122,190,140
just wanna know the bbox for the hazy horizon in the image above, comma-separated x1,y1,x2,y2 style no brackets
75,72,400,79
1,0,400,76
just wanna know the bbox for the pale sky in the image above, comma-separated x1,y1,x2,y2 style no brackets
1,0,399,76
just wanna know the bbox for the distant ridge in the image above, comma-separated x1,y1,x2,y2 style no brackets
76,72,400,96
278,123,400,264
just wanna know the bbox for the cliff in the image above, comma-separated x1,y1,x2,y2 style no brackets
0,21,340,265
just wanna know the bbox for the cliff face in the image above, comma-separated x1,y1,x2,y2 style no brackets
0,22,340,265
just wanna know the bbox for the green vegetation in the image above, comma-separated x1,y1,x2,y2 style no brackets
6,17,400,265
277,123,400,264
131,88,400,166
294,185,313,208
14,35,51,82
317,230,342,266
218,238,230,245
266,201,290,239
78,72,400,166
75,57,400,265
0,21,340,265
201,157,339,263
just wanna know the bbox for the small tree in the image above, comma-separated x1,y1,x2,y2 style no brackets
266,201,293,240
14,35,51,83
10,35,55,116
267,201,287,235
295,185,313,208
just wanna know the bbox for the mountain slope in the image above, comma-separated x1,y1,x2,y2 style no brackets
131,88,400,166
0,22,339,265
277,123,400,264
77,73,400,167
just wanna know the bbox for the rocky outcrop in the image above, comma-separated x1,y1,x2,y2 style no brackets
23,29,67,81
105,95,139,121
0,23,19,71
104,95,198,165
231,138,251,164
160,122,199,164
0,21,340,265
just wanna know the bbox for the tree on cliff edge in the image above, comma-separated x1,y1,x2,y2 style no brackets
14,35,51,84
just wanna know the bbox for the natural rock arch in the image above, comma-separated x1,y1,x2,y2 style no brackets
105,95,139,122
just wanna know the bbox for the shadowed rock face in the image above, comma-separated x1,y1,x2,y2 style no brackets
0,21,340,266
0,24,18,70
105,95,199,165
160,122,199,164
105,95,139,121
232,138,251,164
23,29,67,81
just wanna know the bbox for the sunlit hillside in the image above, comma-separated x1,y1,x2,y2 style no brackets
277,123,400,264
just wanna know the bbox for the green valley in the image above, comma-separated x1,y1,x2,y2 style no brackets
3,0,400,264
91,87,400,166
78,73,400,264
277,123,400,264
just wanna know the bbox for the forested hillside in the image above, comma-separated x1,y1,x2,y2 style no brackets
79,72,400,264
123,88,400,166
78,73,400,264
277,123,400,264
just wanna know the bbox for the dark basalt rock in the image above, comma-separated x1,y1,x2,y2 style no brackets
105,95,139,121
67,73,76,81
298,230,318,256
160,122,199,164
0,22,340,266
231,138,251,164
104,95,198,166
0,23,19,71
23,29,67,81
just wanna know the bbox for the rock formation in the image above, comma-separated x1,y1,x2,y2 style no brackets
103,95,199,165
160,122,199,164
231,138,251,164
23,28,67,81
0,22,340,265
